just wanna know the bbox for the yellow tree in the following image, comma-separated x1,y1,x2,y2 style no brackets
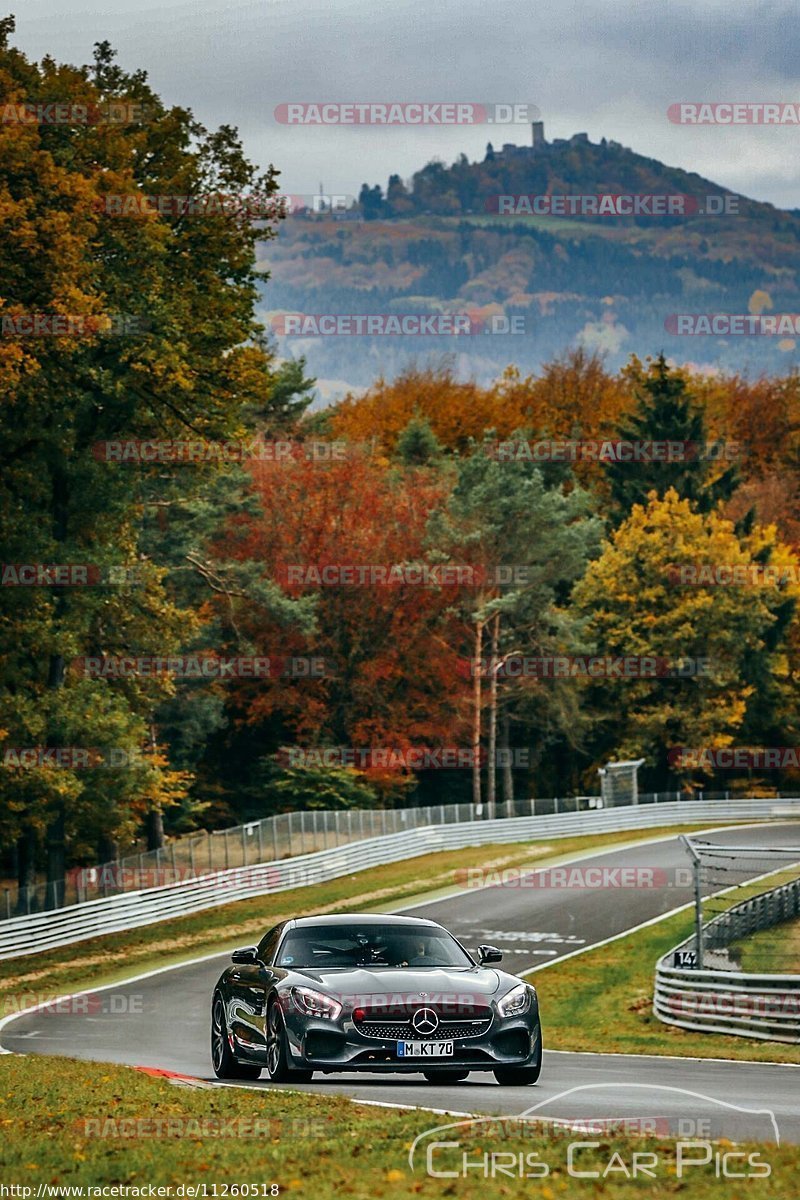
572,488,800,785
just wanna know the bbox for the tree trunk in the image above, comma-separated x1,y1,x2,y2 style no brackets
45,805,66,909
43,463,68,906
472,619,484,806
146,807,165,852
97,833,119,863
15,827,37,914
501,710,514,805
487,613,500,807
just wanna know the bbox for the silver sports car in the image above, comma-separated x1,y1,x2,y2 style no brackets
211,913,542,1085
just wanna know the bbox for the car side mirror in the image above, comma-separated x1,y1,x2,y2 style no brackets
478,944,503,964
231,946,260,965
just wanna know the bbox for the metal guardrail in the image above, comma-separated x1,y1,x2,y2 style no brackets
5,794,607,917
704,877,800,955
1,796,797,962
2,788,751,918
654,875,800,1043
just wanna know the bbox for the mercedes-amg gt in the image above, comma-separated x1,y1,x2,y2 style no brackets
211,913,542,1085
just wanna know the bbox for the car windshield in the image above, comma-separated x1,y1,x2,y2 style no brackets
275,924,473,969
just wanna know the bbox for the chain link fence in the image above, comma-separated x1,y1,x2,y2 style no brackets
680,837,800,973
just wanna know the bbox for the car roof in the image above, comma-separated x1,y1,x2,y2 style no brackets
289,914,441,928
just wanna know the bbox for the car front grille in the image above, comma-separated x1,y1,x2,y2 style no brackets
354,1016,492,1041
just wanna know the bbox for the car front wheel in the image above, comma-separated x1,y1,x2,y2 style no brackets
493,1062,541,1085
266,1001,313,1083
211,994,262,1080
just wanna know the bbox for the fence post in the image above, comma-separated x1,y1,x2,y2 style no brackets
300,809,306,854
258,821,264,862
242,824,249,868
189,838,196,879
224,830,230,872
554,797,559,814
288,813,294,857
208,831,213,873
3,889,9,921
272,818,279,861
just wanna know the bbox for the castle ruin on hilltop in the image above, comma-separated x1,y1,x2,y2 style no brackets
496,124,621,158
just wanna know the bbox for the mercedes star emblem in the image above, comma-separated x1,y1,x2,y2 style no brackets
412,1007,439,1035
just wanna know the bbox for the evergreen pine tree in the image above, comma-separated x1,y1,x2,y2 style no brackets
606,354,738,523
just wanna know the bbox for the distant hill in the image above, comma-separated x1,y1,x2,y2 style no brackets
257,129,800,396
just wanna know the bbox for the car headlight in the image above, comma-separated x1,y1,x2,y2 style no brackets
497,983,532,1018
291,986,342,1020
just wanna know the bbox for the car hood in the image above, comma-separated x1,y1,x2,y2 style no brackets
288,966,503,998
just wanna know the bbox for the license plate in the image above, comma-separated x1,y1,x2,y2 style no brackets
397,1040,454,1057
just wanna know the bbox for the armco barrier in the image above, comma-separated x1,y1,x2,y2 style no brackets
654,960,800,1043
654,875,800,1043
1,797,798,962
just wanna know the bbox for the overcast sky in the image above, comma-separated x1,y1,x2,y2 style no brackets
14,0,800,209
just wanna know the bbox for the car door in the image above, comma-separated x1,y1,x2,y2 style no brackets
229,924,282,1061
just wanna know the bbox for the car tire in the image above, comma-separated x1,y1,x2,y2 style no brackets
493,1028,542,1086
493,1062,541,1085
422,1070,470,1084
211,994,262,1080
266,1000,313,1083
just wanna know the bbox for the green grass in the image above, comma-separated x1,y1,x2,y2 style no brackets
0,1054,794,1196
528,865,800,1063
0,822,743,1013
732,914,800,975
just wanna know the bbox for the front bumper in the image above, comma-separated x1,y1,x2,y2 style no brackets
285,1013,541,1073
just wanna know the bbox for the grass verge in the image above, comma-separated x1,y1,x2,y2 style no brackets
0,822,744,1013
0,1054,793,1196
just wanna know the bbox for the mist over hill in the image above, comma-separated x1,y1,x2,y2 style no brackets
257,128,800,399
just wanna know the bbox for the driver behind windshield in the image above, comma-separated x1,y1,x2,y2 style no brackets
392,934,428,966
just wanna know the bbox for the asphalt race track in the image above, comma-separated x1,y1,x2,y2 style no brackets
3,823,800,1143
